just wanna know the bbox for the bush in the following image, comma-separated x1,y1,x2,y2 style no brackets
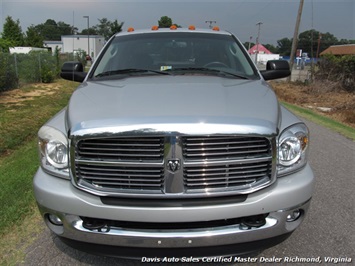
316,54,355,92
17,51,57,83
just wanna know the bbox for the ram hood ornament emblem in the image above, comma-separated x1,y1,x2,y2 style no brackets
167,159,181,173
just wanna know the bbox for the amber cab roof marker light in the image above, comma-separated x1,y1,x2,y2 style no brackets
151,25,159,31
188,25,196,30
170,25,177,30
212,26,220,31
127,27,135,32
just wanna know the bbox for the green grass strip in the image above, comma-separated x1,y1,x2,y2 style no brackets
0,139,39,236
281,101,355,141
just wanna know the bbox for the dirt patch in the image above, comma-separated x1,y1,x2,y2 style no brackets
270,81,355,128
0,83,61,105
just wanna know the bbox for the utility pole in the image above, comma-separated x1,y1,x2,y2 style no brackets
83,16,90,59
288,0,304,82
316,33,322,58
255,22,263,64
248,36,252,54
205,20,216,29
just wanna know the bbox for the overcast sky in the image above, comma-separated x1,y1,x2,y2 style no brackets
0,0,354,45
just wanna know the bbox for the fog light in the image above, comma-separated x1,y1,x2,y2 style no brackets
48,214,63,226
286,210,301,222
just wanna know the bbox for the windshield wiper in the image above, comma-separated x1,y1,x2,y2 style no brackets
168,67,249,79
95,68,171,78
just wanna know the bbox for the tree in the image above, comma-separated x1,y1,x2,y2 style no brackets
276,37,292,56
81,27,98,35
25,26,44,47
35,19,60,40
298,30,338,56
0,38,15,52
92,18,123,40
158,16,173,28
57,21,74,36
2,16,24,46
264,44,278,54
110,19,124,37
33,19,76,41
243,41,255,51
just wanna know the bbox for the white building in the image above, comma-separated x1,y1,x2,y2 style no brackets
43,35,105,60
61,35,105,60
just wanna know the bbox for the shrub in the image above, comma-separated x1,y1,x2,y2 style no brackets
17,51,57,84
316,54,355,92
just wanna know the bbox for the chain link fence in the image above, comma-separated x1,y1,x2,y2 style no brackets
0,51,85,92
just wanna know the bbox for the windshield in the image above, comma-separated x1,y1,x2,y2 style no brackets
92,32,259,79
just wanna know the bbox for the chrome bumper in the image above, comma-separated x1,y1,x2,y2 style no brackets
38,201,310,249
34,164,314,252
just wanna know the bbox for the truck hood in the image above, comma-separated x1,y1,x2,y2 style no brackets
67,76,280,137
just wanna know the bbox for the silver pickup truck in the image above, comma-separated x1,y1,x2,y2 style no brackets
33,27,314,258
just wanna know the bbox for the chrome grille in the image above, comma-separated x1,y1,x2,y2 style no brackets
184,160,272,191
182,136,273,193
74,136,165,193
76,163,164,191
182,136,270,161
72,135,274,197
76,137,164,162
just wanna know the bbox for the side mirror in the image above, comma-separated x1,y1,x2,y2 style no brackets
60,61,87,82
260,60,291,81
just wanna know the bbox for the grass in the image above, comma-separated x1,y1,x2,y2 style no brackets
281,101,355,141
0,80,77,155
0,79,77,264
0,139,43,264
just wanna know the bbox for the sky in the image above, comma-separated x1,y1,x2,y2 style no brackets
0,0,354,45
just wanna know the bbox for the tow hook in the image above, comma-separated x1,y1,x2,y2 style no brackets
82,217,111,232
240,214,267,230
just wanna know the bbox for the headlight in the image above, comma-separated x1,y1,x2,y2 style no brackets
38,125,69,179
277,123,309,176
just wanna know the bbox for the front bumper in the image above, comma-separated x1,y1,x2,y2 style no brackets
33,164,314,257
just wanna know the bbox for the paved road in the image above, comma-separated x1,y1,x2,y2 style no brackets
21,119,355,265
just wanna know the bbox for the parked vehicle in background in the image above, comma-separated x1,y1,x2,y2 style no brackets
33,26,314,258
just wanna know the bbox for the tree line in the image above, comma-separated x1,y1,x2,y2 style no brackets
0,16,124,51
1,15,354,57
245,30,355,57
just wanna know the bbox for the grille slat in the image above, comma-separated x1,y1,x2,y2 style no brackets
183,149,269,158
77,151,162,158
185,167,269,178
92,181,163,187
185,178,258,187
185,163,269,173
